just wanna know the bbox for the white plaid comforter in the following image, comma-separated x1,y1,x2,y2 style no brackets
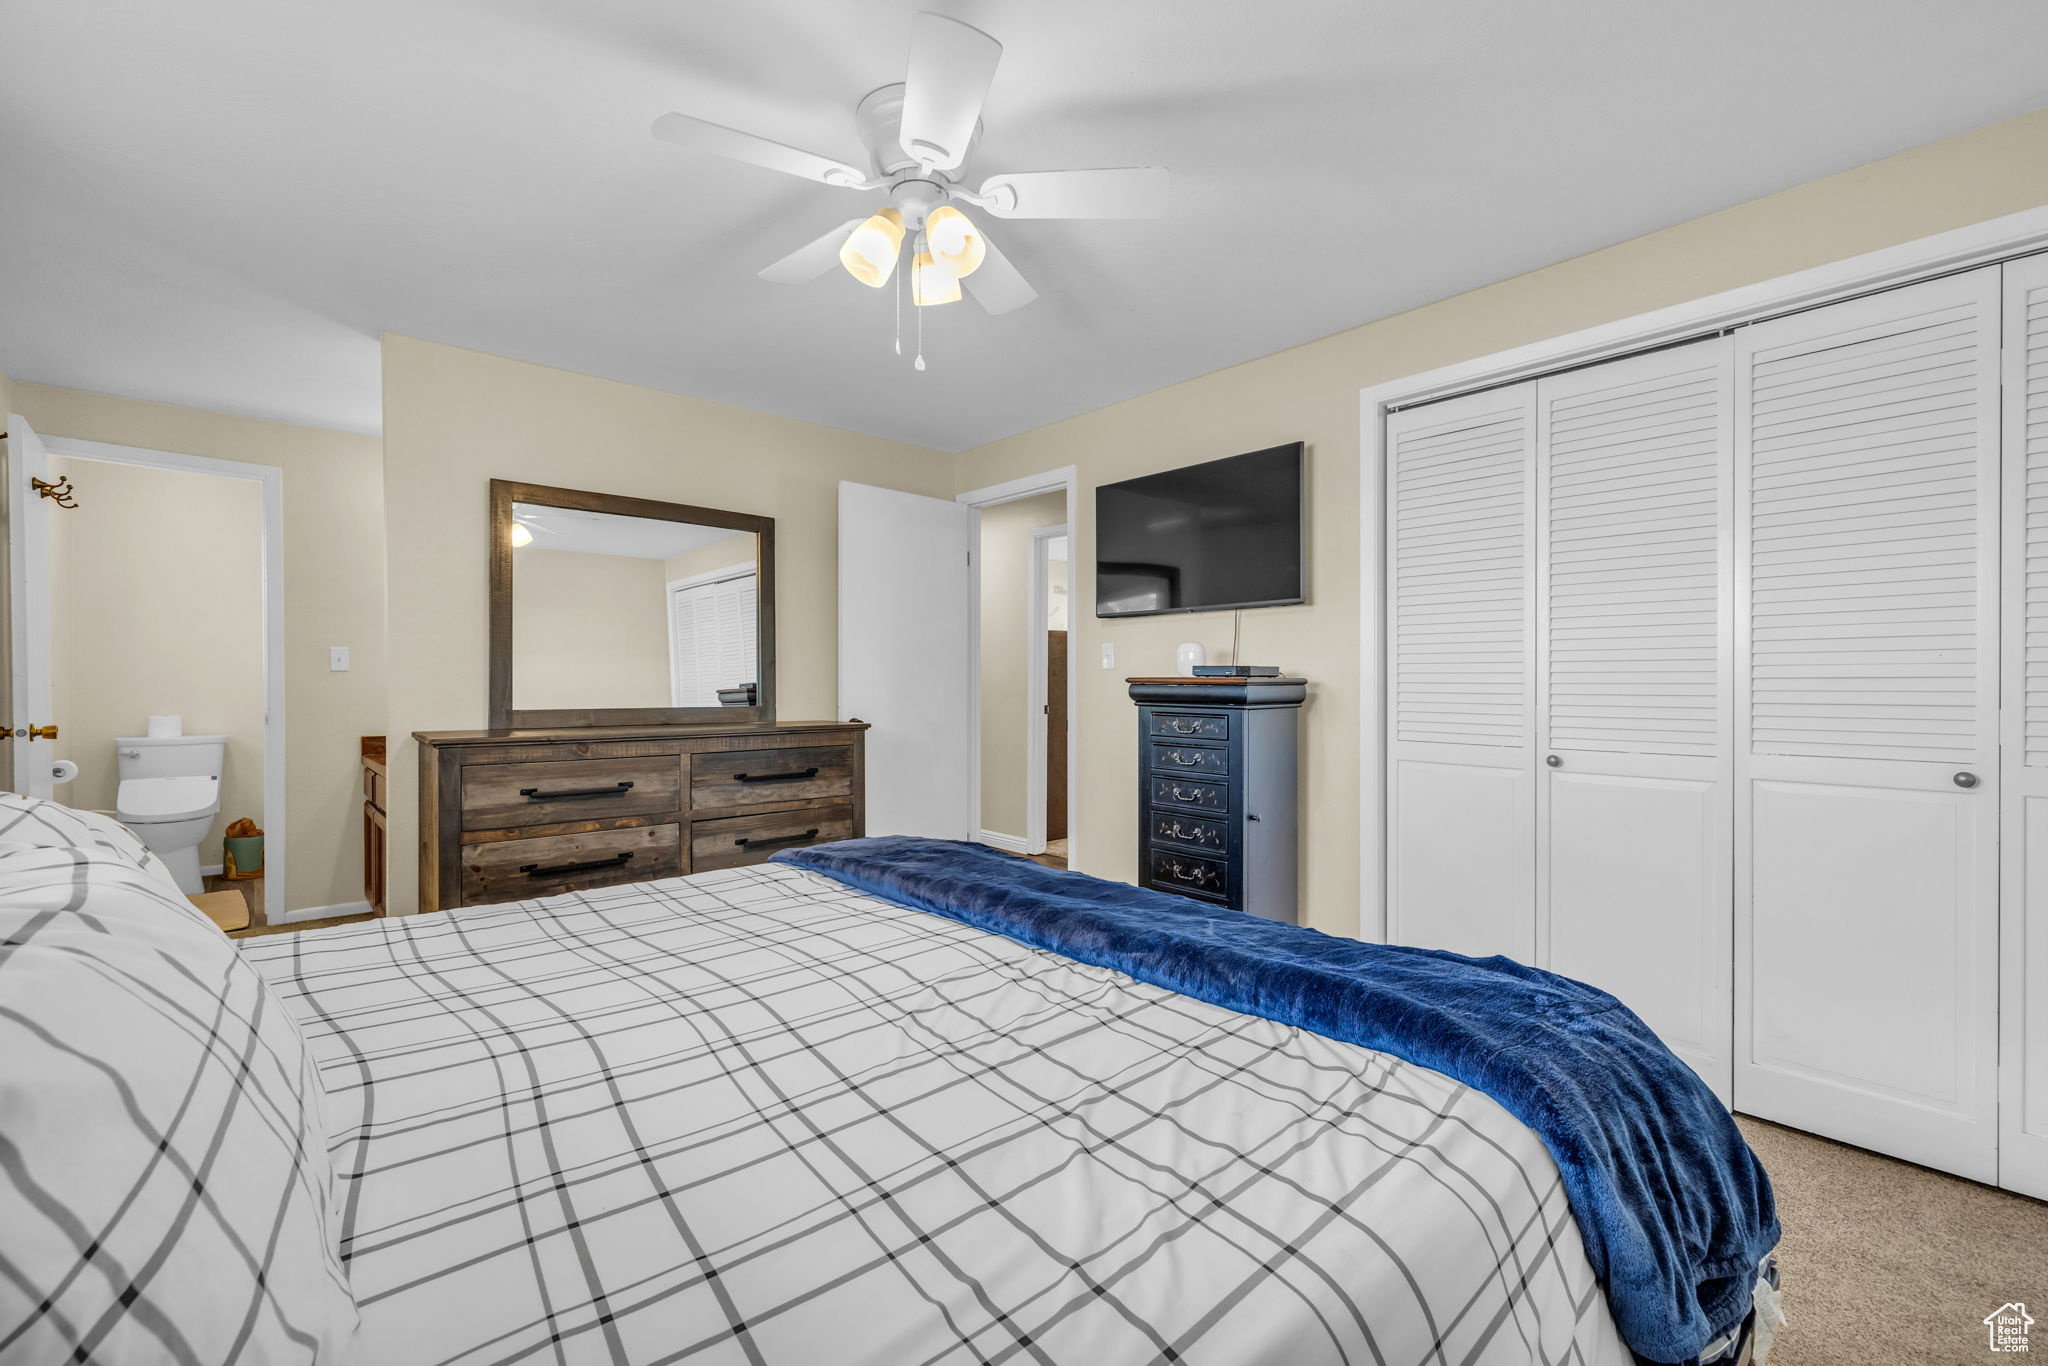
243,862,1631,1366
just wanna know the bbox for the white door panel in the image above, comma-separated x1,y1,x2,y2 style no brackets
1734,267,2001,1182
1390,755,1532,959
1535,341,1735,1099
1546,771,1722,1075
4,416,52,800
837,481,973,839
1384,386,1537,957
2001,251,2048,1198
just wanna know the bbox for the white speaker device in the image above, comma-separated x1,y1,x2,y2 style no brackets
1175,642,1206,677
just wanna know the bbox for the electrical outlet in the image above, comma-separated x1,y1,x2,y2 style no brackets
329,646,350,672
1100,643,1115,670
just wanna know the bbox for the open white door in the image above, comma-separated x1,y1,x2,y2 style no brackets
838,482,972,837
4,416,53,800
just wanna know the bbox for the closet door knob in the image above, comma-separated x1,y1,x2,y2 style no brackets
1953,772,1979,789
1544,754,1562,768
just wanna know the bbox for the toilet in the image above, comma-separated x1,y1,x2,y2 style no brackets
115,734,227,894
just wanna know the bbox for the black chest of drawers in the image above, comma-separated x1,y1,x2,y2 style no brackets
1129,676,1306,923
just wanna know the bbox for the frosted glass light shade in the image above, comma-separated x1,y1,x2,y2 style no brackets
924,205,985,278
839,209,905,287
912,251,961,306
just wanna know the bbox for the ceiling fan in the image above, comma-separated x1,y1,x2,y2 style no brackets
651,11,1169,349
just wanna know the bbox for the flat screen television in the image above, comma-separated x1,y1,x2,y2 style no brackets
1095,443,1304,617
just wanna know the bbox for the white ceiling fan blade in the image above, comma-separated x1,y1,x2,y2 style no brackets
759,218,868,284
651,112,869,187
976,167,1170,219
962,232,1036,315
897,12,1001,171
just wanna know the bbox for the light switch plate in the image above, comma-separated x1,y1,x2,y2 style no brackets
1100,643,1115,670
329,646,350,672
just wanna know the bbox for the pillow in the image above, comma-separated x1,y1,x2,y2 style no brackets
0,844,358,1362
0,792,186,899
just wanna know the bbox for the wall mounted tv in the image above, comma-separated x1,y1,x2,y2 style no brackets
1095,442,1305,617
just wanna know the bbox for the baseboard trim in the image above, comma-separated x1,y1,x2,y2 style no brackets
200,862,225,877
272,899,372,925
975,830,1032,855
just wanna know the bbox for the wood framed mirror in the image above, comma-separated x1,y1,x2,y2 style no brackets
488,479,775,730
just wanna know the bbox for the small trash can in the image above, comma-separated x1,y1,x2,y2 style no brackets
223,818,264,880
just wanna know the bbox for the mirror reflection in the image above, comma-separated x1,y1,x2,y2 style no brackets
510,502,760,712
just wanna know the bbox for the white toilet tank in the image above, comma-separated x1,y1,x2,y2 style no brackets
115,734,229,781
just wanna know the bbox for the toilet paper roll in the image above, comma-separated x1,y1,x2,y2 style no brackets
48,759,78,785
146,715,182,738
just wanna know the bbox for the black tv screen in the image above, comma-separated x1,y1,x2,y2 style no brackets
1095,443,1304,617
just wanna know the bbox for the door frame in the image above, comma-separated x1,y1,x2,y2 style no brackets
1025,523,1070,854
37,434,288,913
1359,201,2048,943
957,466,1078,862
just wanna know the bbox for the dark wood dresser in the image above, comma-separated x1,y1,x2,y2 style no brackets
1128,677,1305,924
414,721,868,912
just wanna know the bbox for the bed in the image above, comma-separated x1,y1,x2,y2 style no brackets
0,809,1777,1366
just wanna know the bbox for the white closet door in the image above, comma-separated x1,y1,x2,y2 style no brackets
1535,339,1734,1100
1385,384,1537,959
1734,267,2002,1181
2002,251,2048,1200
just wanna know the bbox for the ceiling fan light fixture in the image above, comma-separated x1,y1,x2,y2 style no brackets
912,250,961,306
924,204,985,278
839,209,906,287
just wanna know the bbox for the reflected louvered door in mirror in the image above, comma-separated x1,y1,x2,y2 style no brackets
1534,339,1734,1101
1385,384,1537,959
2001,251,2048,1201
1733,267,2002,1182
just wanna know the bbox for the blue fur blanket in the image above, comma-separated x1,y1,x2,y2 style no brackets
773,836,1778,1365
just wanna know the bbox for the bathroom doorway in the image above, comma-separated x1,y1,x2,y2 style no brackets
4,420,284,919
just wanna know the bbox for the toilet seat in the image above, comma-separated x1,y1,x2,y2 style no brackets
116,775,220,824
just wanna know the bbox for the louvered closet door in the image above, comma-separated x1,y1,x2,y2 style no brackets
2001,252,2048,1200
1734,267,2002,1182
1535,339,1734,1101
1385,384,1537,959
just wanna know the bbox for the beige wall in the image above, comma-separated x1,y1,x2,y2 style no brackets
662,530,756,584
977,492,1066,839
381,334,953,914
511,547,671,709
12,383,387,914
48,456,265,853
952,104,2048,938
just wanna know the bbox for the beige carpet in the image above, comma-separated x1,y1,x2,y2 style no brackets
1737,1115,2047,1364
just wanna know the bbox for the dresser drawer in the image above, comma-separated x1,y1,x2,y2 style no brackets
1150,810,1229,853
691,745,854,812
1150,775,1228,813
1148,847,1230,900
461,824,681,904
462,756,682,831
691,801,855,873
1147,711,1228,741
1148,741,1228,777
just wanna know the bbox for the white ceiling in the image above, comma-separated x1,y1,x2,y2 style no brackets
512,503,748,559
4,1,2047,451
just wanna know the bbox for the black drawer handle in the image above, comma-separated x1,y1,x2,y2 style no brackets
520,852,634,878
735,827,820,850
519,782,635,801
733,768,819,784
